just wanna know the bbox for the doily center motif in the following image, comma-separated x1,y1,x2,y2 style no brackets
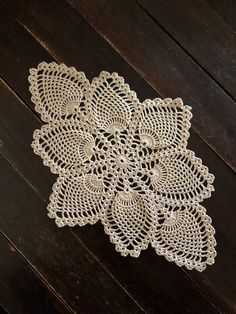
29,62,216,271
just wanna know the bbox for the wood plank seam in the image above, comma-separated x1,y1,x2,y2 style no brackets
0,9,234,310
204,0,236,31
2,15,234,310
16,18,235,176
0,80,146,313
65,0,236,172
0,230,75,314
135,0,236,103
1,4,235,311
0,304,8,314
0,148,146,313
0,61,221,314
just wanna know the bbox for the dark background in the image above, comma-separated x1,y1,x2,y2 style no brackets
0,0,236,313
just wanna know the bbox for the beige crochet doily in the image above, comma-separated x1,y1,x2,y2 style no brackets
29,62,216,271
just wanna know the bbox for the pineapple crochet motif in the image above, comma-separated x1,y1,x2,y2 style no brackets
30,62,216,271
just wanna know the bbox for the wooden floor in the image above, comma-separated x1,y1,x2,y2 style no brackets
0,0,236,313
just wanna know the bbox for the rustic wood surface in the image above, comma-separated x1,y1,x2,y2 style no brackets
69,0,236,171
0,0,235,313
0,233,71,314
205,0,236,30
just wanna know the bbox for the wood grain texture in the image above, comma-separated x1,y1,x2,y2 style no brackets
205,0,236,30
136,0,236,100
0,234,71,314
0,0,31,26
0,69,219,314
0,84,144,313
0,158,144,313
0,15,236,313
67,0,236,172
0,23,56,198
0,0,235,312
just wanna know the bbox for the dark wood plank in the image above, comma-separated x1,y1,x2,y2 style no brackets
66,0,236,172
205,0,236,30
0,305,7,314
0,23,55,199
0,22,54,113
0,234,71,314
0,69,219,314
0,0,31,26
136,0,236,100
0,17,235,314
0,85,144,313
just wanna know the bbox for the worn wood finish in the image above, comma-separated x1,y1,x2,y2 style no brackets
206,0,236,30
0,0,236,312
0,72,219,313
1,15,236,313
0,85,145,313
0,23,56,199
0,152,143,313
0,22,54,110
0,0,31,26
0,234,71,314
68,0,236,172
136,0,236,100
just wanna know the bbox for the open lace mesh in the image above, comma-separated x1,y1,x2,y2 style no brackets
30,62,216,271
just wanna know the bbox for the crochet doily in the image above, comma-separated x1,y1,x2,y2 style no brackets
29,62,216,271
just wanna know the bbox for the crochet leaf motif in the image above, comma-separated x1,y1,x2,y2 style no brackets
30,62,216,271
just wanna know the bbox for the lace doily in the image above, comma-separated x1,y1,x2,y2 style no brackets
29,62,216,271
